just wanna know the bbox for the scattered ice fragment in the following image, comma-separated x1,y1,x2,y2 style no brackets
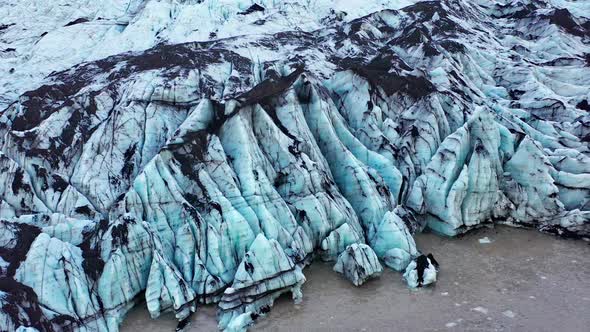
446,318,463,328
502,310,516,318
472,307,489,314
478,237,492,244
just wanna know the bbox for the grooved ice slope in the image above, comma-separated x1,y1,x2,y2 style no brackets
0,0,589,331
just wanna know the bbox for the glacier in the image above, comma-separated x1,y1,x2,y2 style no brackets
0,0,589,330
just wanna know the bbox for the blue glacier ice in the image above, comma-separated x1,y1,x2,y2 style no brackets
334,243,383,286
0,0,589,331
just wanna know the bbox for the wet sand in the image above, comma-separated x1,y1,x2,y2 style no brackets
121,226,590,331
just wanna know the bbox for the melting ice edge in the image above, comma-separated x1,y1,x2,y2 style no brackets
0,0,590,331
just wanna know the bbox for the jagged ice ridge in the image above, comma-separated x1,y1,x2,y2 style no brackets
0,0,590,331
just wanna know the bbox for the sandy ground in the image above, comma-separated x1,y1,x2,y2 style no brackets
121,226,590,331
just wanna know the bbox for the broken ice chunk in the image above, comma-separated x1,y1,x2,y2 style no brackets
478,237,492,244
224,312,255,332
471,306,489,314
502,310,516,318
217,234,305,330
403,253,439,288
333,243,383,286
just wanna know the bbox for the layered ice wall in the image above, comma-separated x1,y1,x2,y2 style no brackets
0,0,589,331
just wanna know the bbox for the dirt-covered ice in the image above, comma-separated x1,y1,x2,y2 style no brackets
121,226,590,331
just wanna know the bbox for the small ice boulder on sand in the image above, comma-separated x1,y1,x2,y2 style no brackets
471,306,489,314
478,237,492,244
404,253,439,288
502,310,516,318
334,244,383,286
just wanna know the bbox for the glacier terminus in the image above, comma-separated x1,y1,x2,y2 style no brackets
0,0,589,331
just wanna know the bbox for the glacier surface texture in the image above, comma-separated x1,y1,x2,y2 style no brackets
1,0,590,330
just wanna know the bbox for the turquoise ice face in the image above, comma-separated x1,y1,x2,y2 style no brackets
1,0,590,331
